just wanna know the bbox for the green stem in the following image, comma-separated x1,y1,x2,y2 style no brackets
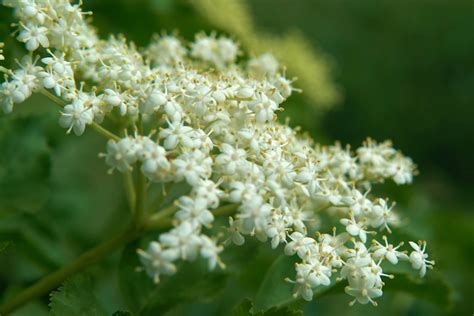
144,203,179,230
213,203,238,217
0,227,139,315
90,123,121,141
123,171,136,213
133,165,147,226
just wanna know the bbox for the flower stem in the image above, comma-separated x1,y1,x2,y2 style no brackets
123,171,136,213
213,203,238,217
144,203,179,230
90,123,121,141
0,227,139,315
133,164,147,226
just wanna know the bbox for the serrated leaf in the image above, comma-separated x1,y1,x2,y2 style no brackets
49,274,107,316
119,240,229,315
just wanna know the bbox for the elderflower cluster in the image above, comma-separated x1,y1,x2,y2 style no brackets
0,0,434,306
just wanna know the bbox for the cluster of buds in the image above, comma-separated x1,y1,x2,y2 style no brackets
0,0,434,306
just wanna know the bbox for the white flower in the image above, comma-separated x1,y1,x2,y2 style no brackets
59,99,94,135
0,80,29,113
159,120,194,150
342,189,372,216
215,143,246,174
345,275,383,306
371,236,407,264
175,196,214,228
172,150,212,186
137,241,177,283
148,35,187,64
248,53,279,78
409,241,435,277
340,212,370,243
225,217,245,246
192,179,223,209
140,142,170,180
200,235,224,270
17,23,49,51
104,138,137,173
159,222,201,261
191,34,238,68
387,155,415,184
248,93,278,123
284,232,316,259
0,42,4,60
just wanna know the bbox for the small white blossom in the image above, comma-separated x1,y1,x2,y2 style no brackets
371,236,407,265
17,23,49,51
409,241,435,277
59,99,94,135
104,137,137,173
137,241,177,283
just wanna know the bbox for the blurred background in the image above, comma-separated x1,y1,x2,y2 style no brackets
0,0,473,315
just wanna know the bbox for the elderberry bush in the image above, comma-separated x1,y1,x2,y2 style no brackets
0,1,447,315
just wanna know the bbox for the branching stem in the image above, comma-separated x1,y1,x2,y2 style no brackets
0,227,138,315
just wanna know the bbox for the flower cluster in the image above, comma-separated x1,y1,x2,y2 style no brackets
0,0,434,306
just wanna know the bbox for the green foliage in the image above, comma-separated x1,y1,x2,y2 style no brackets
232,298,303,316
253,255,299,311
49,274,107,316
118,241,228,315
382,262,453,309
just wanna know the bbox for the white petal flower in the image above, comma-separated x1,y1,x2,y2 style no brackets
104,138,137,173
371,236,407,265
59,99,94,135
409,241,435,277
345,275,383,306
17,24,49,51
137,241,177,283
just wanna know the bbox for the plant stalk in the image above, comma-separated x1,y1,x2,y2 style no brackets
0,227,139,315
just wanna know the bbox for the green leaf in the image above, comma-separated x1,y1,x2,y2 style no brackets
0,115,52,213
253,255,299,312
231,298,304,316
49,274,107,316
231,298,254,316
253,254,345,312
383,262,453,308
118,240,229,315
